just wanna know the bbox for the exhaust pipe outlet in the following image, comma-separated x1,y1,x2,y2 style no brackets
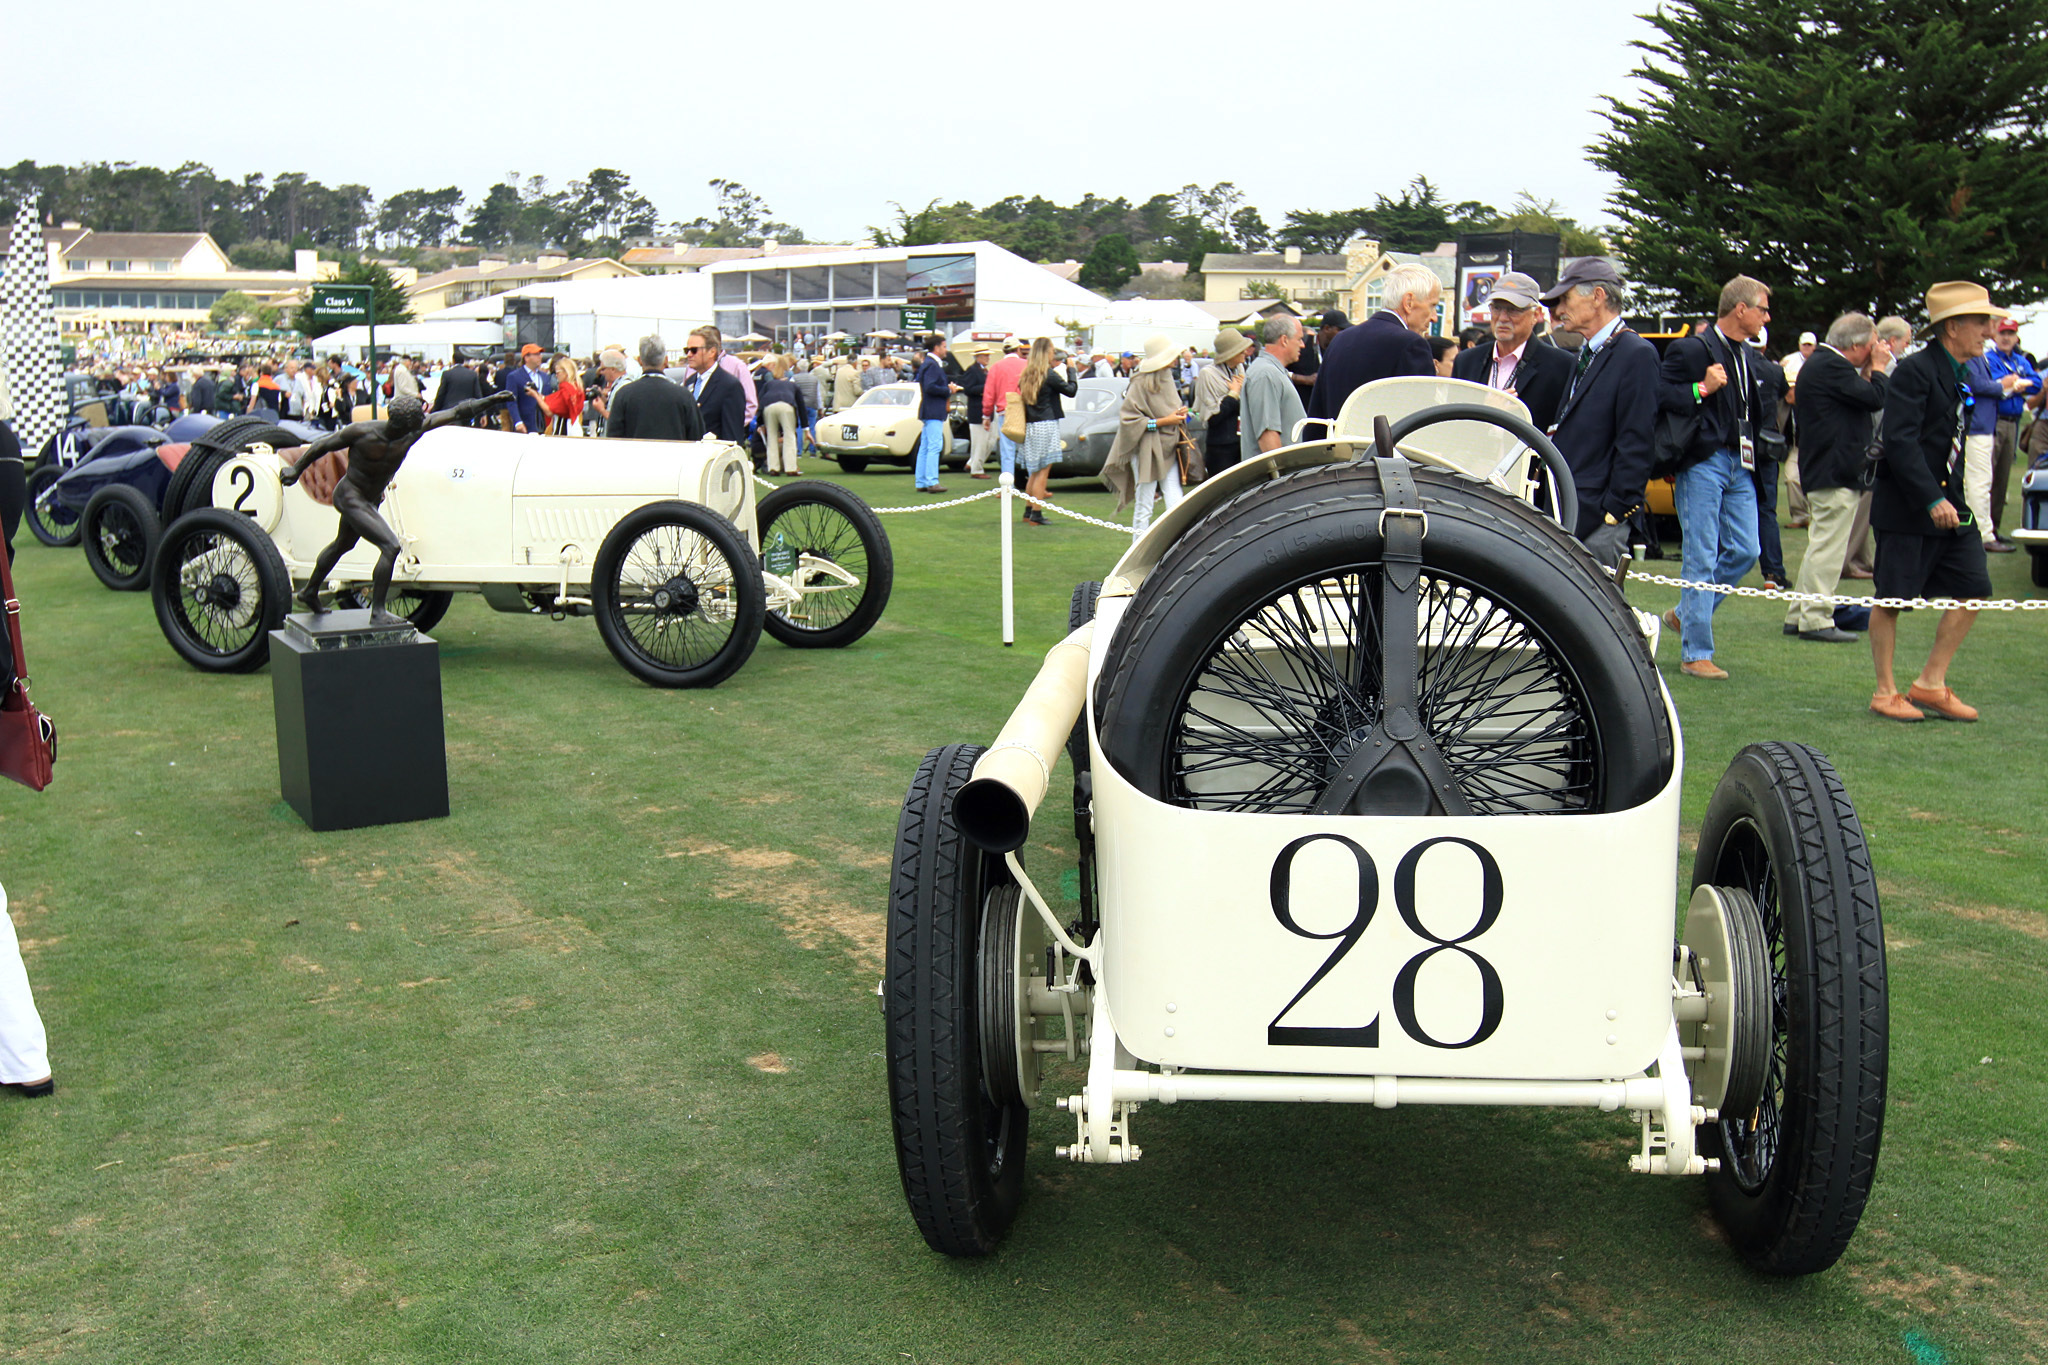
957,624,1093,852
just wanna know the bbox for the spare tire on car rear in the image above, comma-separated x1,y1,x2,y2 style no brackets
1092,461,1672,817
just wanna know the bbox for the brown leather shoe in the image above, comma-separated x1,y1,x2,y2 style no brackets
1844,567,1874,580
1906,684,1978,721
1679,658,1728,680
1870,691,1925,722
1662,608,1680,633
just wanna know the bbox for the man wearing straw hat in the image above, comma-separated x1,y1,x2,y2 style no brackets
1866,281,2004,722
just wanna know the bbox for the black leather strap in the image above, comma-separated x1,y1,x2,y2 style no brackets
1310,454,1471,817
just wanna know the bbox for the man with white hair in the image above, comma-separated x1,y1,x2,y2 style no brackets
1306,262,1439,423
1240,314,1310,465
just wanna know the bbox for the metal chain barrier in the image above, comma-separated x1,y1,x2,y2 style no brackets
1627,568,2048,614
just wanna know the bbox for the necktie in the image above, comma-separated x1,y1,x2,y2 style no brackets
693,373,703,399
1573,344,1594,379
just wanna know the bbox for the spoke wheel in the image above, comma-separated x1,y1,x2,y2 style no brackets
25,465,80,547
150,508,290,673
1694,742,1887,1276
81,484,161,591
886,743,1028,1256
756,481,893,648
333,585,455,632
592,501,764,688
1095,462,1671,815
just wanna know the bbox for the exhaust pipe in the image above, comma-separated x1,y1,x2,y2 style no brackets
955,624,1093,852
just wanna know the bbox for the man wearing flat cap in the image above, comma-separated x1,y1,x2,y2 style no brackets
1452,272,1573,432
1536,259,1659,571
1656,273,1777,679
1865,281,2004,723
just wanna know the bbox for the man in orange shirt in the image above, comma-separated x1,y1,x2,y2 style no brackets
980,338,1030,479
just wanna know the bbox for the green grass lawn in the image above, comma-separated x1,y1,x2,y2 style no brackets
1,460,2041,1363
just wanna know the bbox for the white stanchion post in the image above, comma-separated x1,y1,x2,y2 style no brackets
998,470,1015,647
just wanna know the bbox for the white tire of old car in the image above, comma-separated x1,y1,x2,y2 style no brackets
591,500,765,688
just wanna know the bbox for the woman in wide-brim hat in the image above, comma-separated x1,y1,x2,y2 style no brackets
1193,327,1253,476
1102,334,1192,537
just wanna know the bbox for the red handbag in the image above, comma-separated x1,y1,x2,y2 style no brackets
0,547,55,792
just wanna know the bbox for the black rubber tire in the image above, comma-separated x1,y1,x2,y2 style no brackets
2030,548,2048,589
151,508,291,673
1093,461,1672,815
836,455,869,474
25,464,80,547
1693,742,1887,1276
756,481,894,648
592,500,765,688
333,585,456,633
168,418,298,520
1065,580,1101,773
81,484,160,591
886,743,1028,1257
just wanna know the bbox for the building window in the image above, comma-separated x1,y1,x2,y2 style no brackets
714,310,747,339
876,260,907,298
106,260,128,271
750,269,788,304
712,272,747,306
149,260,173,271
832,263,874,300
790,266,829,302
120,292,138,308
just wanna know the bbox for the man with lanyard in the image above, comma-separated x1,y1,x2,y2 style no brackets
1451,272,1572,431
1536,259,1659,570
1867,282,2005,722
1975,317,2036,551
1655,274,1774,680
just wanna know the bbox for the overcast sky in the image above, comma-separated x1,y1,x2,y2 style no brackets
5,0,1662,245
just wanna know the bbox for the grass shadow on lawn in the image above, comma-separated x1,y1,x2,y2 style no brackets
0,462,2041,1363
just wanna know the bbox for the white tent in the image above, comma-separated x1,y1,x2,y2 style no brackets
310,320,504,362
1089,298,1225,356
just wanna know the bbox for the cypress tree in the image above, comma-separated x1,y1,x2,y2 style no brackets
1594,0,2048,335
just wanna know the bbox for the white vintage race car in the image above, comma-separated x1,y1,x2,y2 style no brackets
885,378,1887,1277
146,421,892,687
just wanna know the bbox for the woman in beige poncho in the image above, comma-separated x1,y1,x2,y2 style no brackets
1100,334,1191,538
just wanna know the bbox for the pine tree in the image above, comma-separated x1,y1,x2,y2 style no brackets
1595,0,2048,335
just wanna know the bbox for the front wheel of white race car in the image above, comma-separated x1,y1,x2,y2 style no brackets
755,481,893,649
592,500,765,688
1693,742,1887,1276
150,507,291,673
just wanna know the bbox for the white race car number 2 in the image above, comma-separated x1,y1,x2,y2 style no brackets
1267,834,1505,1051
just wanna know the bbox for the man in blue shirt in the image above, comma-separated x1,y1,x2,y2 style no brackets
1978,318,2037,549
501,343,545,434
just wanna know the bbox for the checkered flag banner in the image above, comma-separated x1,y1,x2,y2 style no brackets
2,199,66,456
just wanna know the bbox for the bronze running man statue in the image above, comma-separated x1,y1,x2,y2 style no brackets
281,390,512,618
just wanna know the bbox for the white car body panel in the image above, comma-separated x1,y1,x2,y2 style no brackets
212,426,756,590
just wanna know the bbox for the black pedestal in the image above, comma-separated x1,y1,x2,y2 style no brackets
271,610,449,831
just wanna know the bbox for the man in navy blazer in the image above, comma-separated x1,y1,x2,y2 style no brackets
682,327,746,444
1450,271,1575,433
1536,260,1658,568
1306,263,1441,424
913,336,958,492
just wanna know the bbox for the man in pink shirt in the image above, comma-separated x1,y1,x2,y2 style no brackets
981,338,1030,478
704,325,759,427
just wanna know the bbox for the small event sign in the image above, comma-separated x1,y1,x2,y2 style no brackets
900,304,936,331
310,284,374,327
